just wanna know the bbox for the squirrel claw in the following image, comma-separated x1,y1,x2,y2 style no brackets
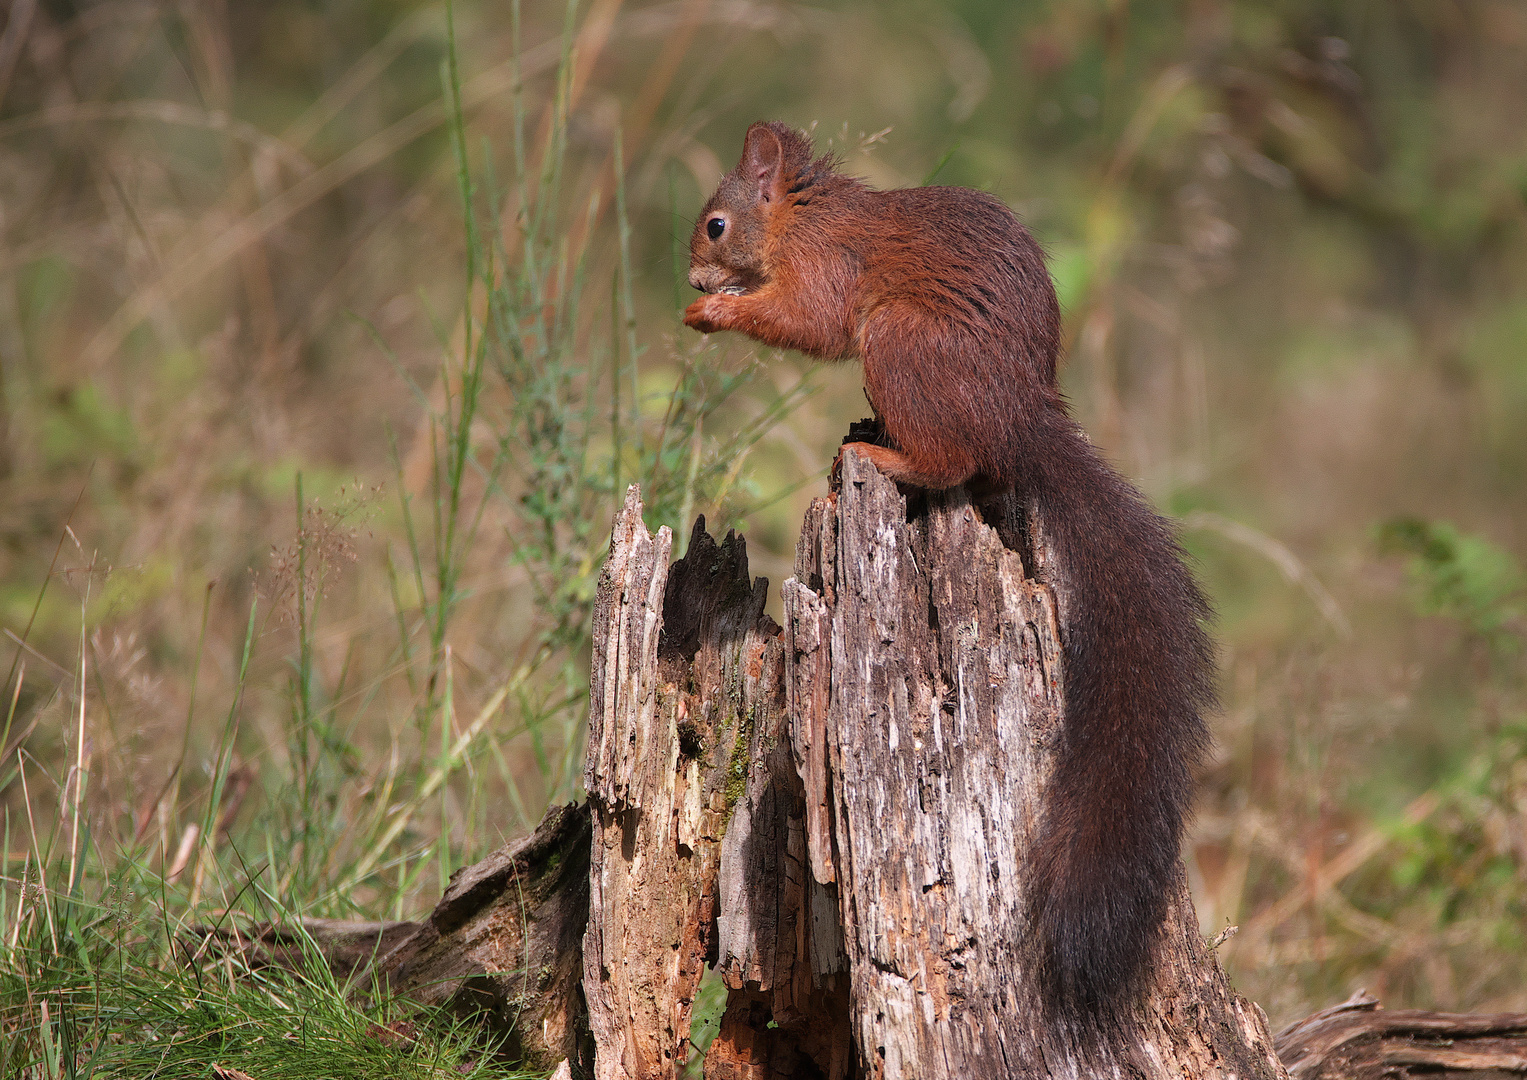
831,441,872,488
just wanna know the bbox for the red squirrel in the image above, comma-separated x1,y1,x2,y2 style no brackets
682,122,1214,1011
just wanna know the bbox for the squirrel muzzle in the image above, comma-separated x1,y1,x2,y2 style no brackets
687,265,753,296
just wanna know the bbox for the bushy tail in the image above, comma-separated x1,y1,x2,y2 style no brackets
1024,414,1215,1011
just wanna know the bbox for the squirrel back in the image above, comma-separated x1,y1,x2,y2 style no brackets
684,121,1214,1011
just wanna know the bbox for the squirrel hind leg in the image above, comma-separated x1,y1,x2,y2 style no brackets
839,442,976,492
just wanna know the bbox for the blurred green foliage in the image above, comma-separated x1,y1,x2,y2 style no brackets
1378,517,1524,645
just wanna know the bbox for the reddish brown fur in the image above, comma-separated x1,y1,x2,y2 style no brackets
684,122,1214,1013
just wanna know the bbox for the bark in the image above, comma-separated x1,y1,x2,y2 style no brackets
1275,990,1527,1078
192,801,593,1075
582,488,785,1080
374,801,593,1072
700,448,1287,1079
191,917,420,981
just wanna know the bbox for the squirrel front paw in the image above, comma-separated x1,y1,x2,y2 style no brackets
683,293,738,334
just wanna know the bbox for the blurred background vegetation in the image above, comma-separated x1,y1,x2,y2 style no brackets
1,0,1525,1070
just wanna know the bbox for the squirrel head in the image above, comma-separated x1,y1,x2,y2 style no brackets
687,121,823,295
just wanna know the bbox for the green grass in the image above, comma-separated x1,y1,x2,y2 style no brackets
1,889,534,1080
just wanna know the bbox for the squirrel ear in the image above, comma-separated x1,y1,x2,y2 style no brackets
740,123,788,204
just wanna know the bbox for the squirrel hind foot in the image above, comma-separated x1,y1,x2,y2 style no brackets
839,442,978,492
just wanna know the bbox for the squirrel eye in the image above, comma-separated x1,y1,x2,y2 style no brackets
706,217,726,240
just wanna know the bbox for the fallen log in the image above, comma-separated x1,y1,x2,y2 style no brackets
194,802,593,1074
1275,990,1527,1079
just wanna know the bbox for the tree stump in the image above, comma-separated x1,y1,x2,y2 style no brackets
687,448,1287,1079
205,448,1527,1078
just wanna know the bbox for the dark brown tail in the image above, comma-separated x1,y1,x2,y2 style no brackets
1023,411,1215,1011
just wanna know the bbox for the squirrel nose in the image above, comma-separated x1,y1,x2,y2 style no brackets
688,269,710,293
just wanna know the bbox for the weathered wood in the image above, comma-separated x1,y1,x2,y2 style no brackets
375,801,593,1073
1275,990,1527,1078
191,918,420,981
706,569,852,1079
582,487,782,1080
190,801,593,1074
756,448,1286,1078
